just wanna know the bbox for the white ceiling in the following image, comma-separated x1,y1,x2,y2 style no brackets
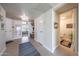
1,3,58,20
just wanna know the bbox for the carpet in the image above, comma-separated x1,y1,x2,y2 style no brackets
19,42,40,56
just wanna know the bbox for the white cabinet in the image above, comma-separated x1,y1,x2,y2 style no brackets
4,18,22,41
5,18,13,41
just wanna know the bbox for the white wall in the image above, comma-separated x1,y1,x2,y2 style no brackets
0,5,6,55
34,13,44,45
60,19,74,36
34,8,57,53
59,10,74,37
5,18,22,41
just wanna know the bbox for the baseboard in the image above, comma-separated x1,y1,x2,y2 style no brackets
0,47,6,56
42,44,52,53
35,39,59,54
35,39,53,54
52,45,58,53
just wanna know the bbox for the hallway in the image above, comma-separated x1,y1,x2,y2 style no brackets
0,3,78,56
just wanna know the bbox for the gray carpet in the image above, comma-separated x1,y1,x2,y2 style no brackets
19,42,40,56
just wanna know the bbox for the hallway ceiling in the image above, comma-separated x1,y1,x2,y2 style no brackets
1,3,58,20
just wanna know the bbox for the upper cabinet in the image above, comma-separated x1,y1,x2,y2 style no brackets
0,5,6,18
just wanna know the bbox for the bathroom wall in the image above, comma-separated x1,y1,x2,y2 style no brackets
59,10,74,37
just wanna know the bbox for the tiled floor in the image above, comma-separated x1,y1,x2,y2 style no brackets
53,44,77,56
2,36,77,56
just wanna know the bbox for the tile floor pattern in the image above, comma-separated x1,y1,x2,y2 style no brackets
2,37,77,56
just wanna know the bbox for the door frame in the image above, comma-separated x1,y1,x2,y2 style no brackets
55,3,78,55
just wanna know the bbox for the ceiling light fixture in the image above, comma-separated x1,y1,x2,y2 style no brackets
60,16,66,19
21,14,29,21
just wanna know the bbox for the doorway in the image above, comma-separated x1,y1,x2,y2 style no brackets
55,3,78,55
